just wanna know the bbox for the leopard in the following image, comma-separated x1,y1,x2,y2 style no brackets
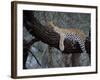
48,21,87,54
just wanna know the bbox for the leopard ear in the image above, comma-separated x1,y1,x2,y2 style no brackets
48,21,55,27
47,21,51,26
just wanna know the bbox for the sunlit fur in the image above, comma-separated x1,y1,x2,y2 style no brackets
48,21,87,53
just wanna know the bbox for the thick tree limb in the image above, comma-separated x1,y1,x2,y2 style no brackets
23,11,90,54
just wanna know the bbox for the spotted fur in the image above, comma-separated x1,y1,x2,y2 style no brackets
48,21,87,53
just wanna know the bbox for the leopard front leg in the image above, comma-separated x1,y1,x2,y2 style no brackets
59,33,65,51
